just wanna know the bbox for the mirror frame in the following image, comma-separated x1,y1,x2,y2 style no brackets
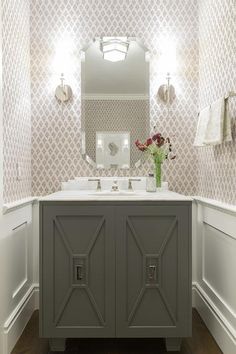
80,37,150,169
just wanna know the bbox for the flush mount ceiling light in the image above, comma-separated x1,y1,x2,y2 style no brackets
100,37,129,62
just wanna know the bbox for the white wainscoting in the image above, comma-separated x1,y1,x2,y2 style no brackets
0,201,39,354
193,198,236,354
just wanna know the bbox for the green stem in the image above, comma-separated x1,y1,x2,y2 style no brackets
154,157,162,188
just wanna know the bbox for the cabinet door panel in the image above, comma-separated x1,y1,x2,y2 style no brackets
40,205,115,338
116,205,191,337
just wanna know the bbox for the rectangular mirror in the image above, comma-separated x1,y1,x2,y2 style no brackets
81,37,150,169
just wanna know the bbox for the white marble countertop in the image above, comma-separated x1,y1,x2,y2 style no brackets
39,190,193,202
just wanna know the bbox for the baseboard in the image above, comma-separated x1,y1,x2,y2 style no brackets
2,283,39,354
192,283,236,354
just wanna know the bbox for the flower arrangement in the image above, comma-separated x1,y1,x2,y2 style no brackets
135,133,176,188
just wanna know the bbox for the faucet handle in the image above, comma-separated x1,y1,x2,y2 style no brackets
111,180,119,192
128,178,141,190
88,178,101,191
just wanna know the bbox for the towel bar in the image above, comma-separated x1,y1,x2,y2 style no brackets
197,92,236,116
225,91,236,99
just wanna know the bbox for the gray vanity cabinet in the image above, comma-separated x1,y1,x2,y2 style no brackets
115,206,192,338
40,201,192,351
40,205,116,338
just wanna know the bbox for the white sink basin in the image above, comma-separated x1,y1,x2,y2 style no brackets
90,190,137,196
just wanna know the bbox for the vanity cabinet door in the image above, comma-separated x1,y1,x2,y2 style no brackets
115,204,192,338
40,204,115,338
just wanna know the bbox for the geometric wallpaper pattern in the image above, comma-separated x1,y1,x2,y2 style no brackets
30,0,199,197
2,0,31,203
198,0,236,204
3,1,235,204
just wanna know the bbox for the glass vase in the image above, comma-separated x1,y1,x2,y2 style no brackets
154,157,162,188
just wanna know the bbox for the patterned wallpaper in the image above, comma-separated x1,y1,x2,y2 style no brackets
2,0,31,203
30,0,199,197
3,0,235,204
198,0,236,204
83,99,149,166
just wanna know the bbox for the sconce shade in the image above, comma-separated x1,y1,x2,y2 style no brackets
55,84,72,103
158,83,176,104
101,37,129,62
55,74,73,103
157,72,176,105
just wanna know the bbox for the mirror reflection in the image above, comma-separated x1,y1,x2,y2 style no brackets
81,37,150,169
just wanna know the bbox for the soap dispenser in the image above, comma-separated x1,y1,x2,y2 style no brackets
146,173,156,192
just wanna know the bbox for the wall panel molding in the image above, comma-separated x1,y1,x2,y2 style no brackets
11,221,28,299
193,283,236,354
194,198,236,354
3,284,39,354
0,203,37,354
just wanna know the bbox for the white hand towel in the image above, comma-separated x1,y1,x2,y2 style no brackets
223,100,232,142
204,97,224,145
204,97,230,145
194,106,210,147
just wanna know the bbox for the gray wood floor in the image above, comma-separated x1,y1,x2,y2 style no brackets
12,309,222,354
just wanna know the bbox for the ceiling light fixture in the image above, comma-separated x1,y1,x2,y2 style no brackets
100,37,129,62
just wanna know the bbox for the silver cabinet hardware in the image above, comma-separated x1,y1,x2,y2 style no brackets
111,180,119,192
148,265,157,280
75,264,84,280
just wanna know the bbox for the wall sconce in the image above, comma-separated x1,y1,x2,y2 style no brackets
55,73,73,103
100,37,129,62
157,37,177,105
158,72,176,105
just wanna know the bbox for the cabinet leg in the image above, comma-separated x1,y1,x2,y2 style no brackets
165,338,182,351
49,338,66,352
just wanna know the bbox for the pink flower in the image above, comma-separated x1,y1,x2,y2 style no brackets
135,139,147,152
135,132,176,159
156,137,165,147
152,133,161,142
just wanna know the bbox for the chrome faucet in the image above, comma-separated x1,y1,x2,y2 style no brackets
111,180,119,192
88,178,101,191
128,178,141,191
